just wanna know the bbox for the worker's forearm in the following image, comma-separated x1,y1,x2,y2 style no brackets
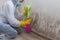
7,16,20,27
15,9,24,20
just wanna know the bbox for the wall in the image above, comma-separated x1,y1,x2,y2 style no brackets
21,0,60,19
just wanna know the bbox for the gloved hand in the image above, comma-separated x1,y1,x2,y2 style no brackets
23,5,31,16
20,18,32,27
25,18,32,25
23,10,27,16
20,20,26,27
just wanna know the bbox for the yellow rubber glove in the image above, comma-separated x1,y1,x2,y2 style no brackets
20,18,32,27
25,18,32,25
20,20,26,27
23,10,27,16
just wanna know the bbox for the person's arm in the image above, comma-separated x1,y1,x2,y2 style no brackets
6,1,20,27
15,9,24,20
